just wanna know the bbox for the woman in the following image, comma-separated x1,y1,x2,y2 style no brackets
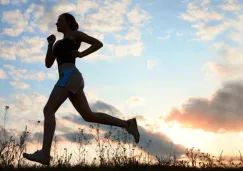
23,12,140,165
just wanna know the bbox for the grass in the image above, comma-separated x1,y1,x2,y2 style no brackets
1,106,243,171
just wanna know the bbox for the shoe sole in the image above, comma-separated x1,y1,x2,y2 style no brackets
23,153,50,165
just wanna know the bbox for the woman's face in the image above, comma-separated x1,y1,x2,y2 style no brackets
56,15,68,32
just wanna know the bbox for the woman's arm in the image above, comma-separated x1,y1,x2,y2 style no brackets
45,42,58,68
71,31,103,58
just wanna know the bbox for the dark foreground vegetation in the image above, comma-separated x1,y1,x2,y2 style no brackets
1,107,243,170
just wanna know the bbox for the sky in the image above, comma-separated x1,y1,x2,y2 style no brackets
1,0,243,164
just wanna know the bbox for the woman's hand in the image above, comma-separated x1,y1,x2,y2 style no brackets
47,34,56,46
72,50,81,58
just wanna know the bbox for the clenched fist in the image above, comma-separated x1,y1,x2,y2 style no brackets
47,34,56,46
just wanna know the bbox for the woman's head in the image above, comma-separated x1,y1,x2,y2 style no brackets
56,13,79,32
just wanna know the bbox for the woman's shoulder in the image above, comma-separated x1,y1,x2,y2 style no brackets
52,40,62,54
67,31,83,44
68,30,81,38
53,40,61,47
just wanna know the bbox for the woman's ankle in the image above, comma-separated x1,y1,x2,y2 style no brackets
41,148,50,157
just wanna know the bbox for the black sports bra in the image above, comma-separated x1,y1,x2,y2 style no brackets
54,37,81,66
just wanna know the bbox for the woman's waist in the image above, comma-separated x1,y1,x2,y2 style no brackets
58,63,80,74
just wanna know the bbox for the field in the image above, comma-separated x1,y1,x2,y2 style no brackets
1,107,243,171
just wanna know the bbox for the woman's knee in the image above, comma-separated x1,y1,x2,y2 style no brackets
82,112,95,122
43,105,56,118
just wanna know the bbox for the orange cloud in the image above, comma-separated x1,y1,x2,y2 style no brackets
165,80,243,132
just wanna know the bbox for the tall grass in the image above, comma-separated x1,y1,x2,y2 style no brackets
1,106,243,170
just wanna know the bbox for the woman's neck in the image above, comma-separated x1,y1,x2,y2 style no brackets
63,30,72,39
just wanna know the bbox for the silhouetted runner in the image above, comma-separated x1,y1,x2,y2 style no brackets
23,12,140,166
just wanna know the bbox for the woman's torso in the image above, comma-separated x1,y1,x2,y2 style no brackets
54,36,81,66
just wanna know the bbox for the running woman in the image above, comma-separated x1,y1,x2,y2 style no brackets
23,12,140,165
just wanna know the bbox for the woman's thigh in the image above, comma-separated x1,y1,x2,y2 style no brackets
44,86,70,113
68,89,92,116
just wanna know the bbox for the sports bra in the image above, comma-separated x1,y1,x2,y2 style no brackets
54,37,81,66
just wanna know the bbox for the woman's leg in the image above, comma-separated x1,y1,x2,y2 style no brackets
41,86,69,157
68,89,129,129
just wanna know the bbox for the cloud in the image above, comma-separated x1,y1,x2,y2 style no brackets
55,117,79,134
25,119,95,144
0,41,17,60
60,131,94,144
91,100,124,118
0,121,186,160
81,53,112,61
106,41,144,57
0,0,27,5
59,100,186,158
0,126,15,142
204,62,228,77
10,81,30,90
0,92,47,127
191,21,232,41
80,0,130,32
0,36,46,63
0,125,43,146
134,115,146,122
200,0,211,7
180,2,224,23
3,0,74,37
0,124,37,145
26,3,45,26
186,2,243,78
17,36,46,63
76,0,100,15
115,27,141,42
0,0,150,61
11,0,28,4
46,69,58,80
1,10,31,36
29,0,130,34
126,96,144,105
204,44,243,79
137,126,186,157
26,132,43,144
220,0,242,12
180,1,243,41
60,100,126,130
0,96,187,159
4,65,45,81
33,1,76,34
164,80,243,133
229,30,243,46
127,4,151,26
3,65,58,81
0,0,9,5
157,29,173,40
59,100,131,137
147,59,157,69
0,68,7,79
210,42,225,51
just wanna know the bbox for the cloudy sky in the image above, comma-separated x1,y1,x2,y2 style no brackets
1,0,243,163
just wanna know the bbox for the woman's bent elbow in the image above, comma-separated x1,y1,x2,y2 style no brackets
45,63,52,68
96,41,103,49
99,41,103,48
